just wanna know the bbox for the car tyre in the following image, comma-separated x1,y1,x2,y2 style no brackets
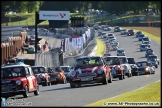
136,72,139,76
155,65,158,68
48,82,51,86
108,73,112,83
102,73,108,85
70,83,76,88
23,85,29,98
42,80,48,86
119,74,123,80
34,83,39,96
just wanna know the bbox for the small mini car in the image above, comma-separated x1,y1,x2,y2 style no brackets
136,31,143,38
142,37,151,44
1,63,39,98
145,48,154,57
121,29,127,35
147,55,160,68
31,66,51,86
127,57,139,76
49,66,67,84
114,26,121,32
127,29,135,36
104,56,125,80
136,61,155,75
140,44,149,51
117,48,125,56
69,56,112,88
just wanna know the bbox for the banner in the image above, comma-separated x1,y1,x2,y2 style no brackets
88,29,91,37
77,37,82,48
65,38,70,51
61,39,65,51
85,31,89,37
80,37,84,48
82,34,86,43
72,38,77,50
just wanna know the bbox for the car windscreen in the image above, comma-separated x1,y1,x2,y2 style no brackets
61,67,70,72
104,57,120,65
2,67,25,78
143,38,149,41
136,62,148,67
31,67,45,74
118,57,128,64
127,58,135,64
75,57,103,67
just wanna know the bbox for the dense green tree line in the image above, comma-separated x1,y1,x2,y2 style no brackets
1,1,160,14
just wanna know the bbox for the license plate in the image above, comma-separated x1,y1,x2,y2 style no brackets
81,78,93,81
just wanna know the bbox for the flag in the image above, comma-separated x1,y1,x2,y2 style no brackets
65,38,70,51
72,38,77,50
61,39,65,51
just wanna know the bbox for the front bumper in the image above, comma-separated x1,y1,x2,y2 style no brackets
70,77,103,84
1,89,25,97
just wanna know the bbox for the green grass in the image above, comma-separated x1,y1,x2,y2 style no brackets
2,13,160,26
1,13,85,26
86,80,161,107
95,38,105,56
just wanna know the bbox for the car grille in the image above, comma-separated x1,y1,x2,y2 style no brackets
77,73,96,78
138,68,145,71
2,80,16,86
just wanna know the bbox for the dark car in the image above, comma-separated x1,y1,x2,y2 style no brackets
31,66,51,86
127,57,139,76
147,55,160,68
104,56,125,80
138,34,145,41
30,38,35,45
145,48,154,57
127,29,135,36
136,61,155,75
136,31,143,38
98,31,102,36
114,26,121,32
140,44,149,51
69,56,112,88
1,64,39,98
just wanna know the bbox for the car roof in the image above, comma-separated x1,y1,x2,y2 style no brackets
103,56,118,58
126,57,134,59
118,56,127,58
136,60,150,63
2,64,30,68
16,57,28,60
77,56,101,59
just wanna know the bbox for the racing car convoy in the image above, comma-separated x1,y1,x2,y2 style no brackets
1,25,159,99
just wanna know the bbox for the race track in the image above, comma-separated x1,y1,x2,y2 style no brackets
13,28,160,106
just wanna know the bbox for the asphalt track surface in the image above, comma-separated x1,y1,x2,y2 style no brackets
11,29,160,106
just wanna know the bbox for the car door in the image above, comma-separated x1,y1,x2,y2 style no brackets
102,57,110,78
26,67,35,91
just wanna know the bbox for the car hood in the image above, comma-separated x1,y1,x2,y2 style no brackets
2,77,27,82
74,66,103,73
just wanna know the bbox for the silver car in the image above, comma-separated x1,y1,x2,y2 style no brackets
140,44,149,51
117,48,125,56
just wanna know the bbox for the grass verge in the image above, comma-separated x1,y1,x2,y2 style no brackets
86,80,161,107
95,38,105,56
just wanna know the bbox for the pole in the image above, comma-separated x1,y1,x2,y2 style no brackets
35,11,38,66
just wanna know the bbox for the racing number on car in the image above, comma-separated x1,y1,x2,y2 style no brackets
28,77,34,89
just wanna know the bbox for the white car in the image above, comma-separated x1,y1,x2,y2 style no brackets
121,29,127,35
117,48,125,56
107,36,116,40
101,32,107,38
140,44,149,51
142,37,151,44
110,41,119,47
118,56,132,77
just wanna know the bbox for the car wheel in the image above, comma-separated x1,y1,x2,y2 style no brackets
128,71,132,77
155,65,158,68
23,85,29,98
123,71,125,79
158,62,159,65
108,73,112,83
136,72,139,76
102,73,108,85
47,82,51,86
70,82,76,88
119,74,123,80
42,80,48,86
62,78,66,84
34,83,39,96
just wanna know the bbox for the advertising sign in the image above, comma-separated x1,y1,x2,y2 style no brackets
39,11,70,20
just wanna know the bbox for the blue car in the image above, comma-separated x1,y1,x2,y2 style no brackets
60,66,73,83
138,34,145,41
136,61,155,75
136,31,143,38
140,44,149,51
145,48,154,57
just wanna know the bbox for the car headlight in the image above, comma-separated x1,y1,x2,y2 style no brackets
145,67,149,71
115,66,118,70
98,68,103,74
16,80,21,85
57,74,61,78
70,70,76,77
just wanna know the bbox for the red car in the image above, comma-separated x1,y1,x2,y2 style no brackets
103,56,125,80
69,56,112,88
127,29,135,36
31,66,51,86
1,63,39,98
